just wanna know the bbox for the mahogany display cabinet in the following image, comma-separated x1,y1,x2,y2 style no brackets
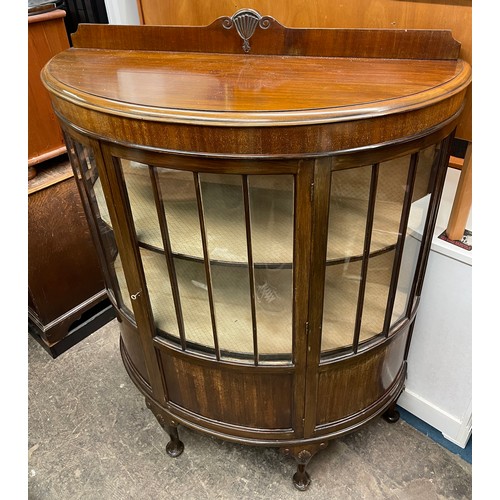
41,10,471,490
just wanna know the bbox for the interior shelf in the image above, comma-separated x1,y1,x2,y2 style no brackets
96,160,402,267
114,247,408,362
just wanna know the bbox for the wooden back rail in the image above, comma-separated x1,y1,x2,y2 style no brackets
71,18,461,60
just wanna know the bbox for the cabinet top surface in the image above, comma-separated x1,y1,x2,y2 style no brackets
42,20,471,127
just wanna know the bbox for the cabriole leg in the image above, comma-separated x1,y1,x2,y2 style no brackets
145,398,185,457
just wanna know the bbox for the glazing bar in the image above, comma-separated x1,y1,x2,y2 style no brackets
193,172,221,360
242,175,259,365
382,152,419,336
352,163,379,353
149,166,187,350
407,133,454,314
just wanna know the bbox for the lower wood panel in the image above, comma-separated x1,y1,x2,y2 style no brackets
159,350,294,429
316,330,408,426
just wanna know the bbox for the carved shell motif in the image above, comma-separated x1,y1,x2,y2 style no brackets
222,9,271,53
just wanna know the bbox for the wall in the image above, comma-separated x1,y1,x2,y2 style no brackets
104,0,140,24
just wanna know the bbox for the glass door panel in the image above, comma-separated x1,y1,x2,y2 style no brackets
321,165,371,353
119,158,295,364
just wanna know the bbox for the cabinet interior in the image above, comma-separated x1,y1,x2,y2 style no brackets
93,151,433,363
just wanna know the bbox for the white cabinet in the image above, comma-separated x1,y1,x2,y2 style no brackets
398,167,472,448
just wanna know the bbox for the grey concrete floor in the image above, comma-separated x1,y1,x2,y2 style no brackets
28,319,472,499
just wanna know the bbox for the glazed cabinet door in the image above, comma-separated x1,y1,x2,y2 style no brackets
81,141,315,441
304,131,454,438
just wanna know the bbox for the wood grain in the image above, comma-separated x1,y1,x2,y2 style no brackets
28,9,69,172
446,142,472,240
134,0,471,140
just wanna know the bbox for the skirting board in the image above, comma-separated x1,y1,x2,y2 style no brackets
398,388,472,448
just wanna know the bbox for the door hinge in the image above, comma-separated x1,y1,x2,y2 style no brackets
305,321,310,336
310,181,315,202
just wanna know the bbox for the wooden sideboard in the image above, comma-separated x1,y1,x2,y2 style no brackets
28,156,115,357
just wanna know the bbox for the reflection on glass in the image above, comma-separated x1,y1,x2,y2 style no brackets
139,249,179,337
249,176,294,264
200,174,248,262
253,267,293,361
326,166,372,261
68,139,129,313
359,250,397,342
120,160,162,246
359,156,409,342
322,259,363,352
390,144,437,325
321,166,371,353
200,174,253,358
249,175,294,362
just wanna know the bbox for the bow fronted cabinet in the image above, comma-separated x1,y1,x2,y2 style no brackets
41,11,471,490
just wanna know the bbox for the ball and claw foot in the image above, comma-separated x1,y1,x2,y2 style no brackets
382,404,400,424
282,442,328,492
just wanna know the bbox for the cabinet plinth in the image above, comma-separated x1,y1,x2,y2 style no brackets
42,11,471,489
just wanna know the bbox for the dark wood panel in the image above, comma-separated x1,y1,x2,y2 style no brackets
160,351,293,429
72,21,460,59
316,331,407,426
119,316,150,386
28,157,107,347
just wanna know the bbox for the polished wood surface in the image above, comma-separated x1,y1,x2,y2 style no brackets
43,21,470,160
160,349,293,430
71,21,461,59
28,9,69,177
135,0,471,141
43,49,469,125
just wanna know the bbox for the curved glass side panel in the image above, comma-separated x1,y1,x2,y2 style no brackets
390,144,438,326
322,165,371,353
358,155,410,343
321,142,441,358
65,137,132,317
